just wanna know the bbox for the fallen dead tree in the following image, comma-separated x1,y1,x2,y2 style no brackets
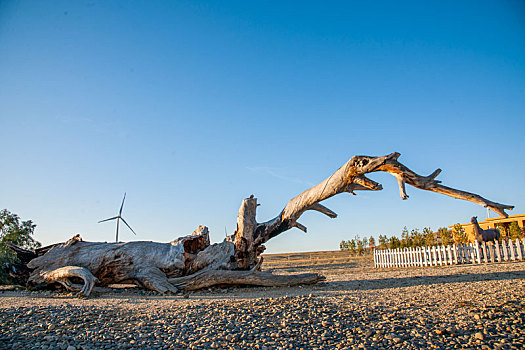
16,152,513,296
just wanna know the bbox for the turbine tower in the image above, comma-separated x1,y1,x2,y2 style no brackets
98,192,137,242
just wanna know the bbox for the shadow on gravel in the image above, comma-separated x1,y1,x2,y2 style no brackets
330,269,525,291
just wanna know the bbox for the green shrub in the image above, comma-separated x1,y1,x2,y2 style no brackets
0,210,40,284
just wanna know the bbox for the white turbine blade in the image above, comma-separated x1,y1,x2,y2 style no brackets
119,192,126,216
98,216,118,223
120,217,137,235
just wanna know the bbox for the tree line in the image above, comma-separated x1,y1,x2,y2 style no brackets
339,226,455,255
340,222,525,254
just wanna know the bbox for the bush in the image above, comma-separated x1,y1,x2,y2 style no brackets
438,227,453,246
509,222,524,240
452,223,468,245
389,236,401,249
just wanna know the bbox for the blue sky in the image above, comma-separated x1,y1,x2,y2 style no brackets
1,1,524,253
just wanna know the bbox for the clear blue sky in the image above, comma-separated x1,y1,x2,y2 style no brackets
1,1,524,253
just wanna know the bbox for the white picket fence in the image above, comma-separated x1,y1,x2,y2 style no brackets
374,238,525,268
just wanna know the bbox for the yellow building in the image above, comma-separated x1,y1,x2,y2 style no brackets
448,214,525,242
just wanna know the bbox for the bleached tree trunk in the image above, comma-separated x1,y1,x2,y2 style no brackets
20,152,513,296
225,152,513,271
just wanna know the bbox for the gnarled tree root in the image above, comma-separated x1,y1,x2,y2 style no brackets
41,266,99,297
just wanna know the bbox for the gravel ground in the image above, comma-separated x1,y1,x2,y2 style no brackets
1,260,524,350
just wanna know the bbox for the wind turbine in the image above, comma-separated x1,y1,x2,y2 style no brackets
98,192,137,242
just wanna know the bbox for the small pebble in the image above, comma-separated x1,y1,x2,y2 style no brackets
474,332,485,340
